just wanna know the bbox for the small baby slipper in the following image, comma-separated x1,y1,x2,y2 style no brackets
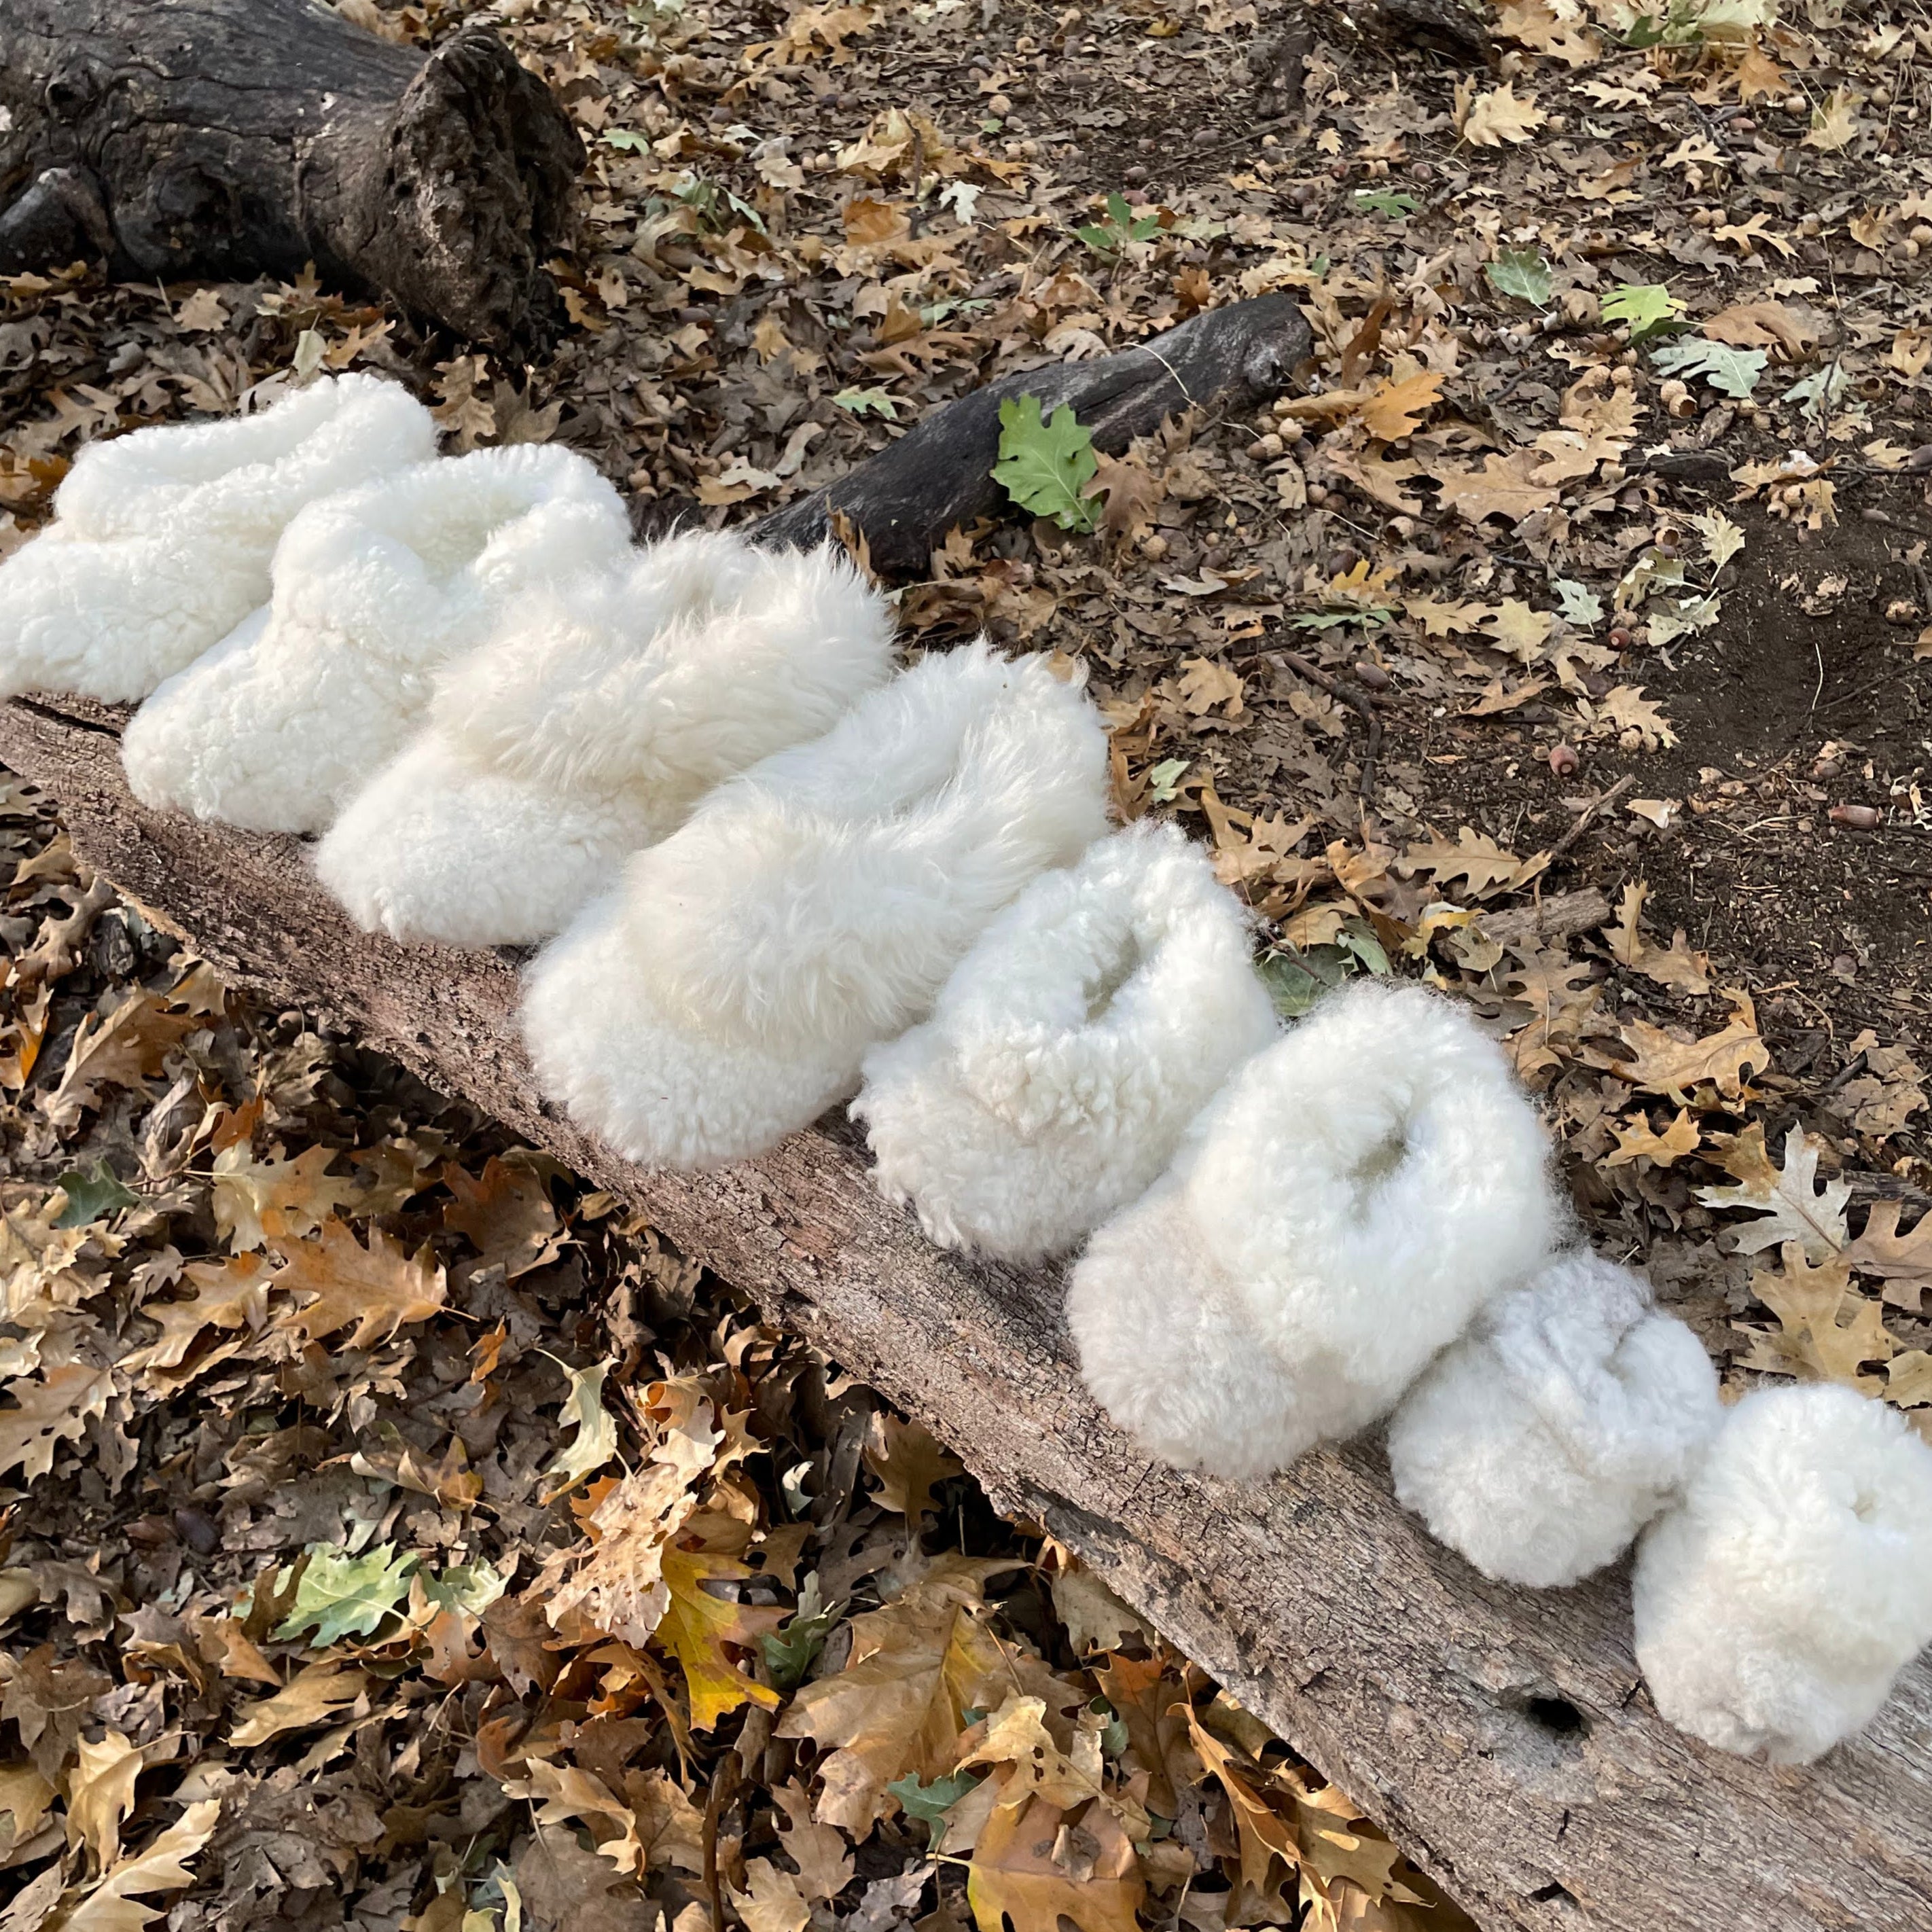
315,534,897,946
1387,1249,1721,1586
0,373,435,702
522,640,1111,1170
1067,979,1561,1481
1633,1381,1932,1762
853,820,1278,1262
121,442,632,833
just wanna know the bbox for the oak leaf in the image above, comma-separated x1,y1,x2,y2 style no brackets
213,1143,361,1252
229,1660,368,1747
44,992,202,1124
0,1362,112,1481
731,1859,812,1932
1606,1109,1702,1168
442,1156,565,1280
271,1218,446,1350
1462,83,1547,147
60,1800,220,1932
1738,1245,1897,1391
66,1729,143,1872
1174,657,1246,718
773,1780,855,1903
966,1784,1143,1932
1844,1200,1932,1312
864,1414,965,1522
1433,450,1560,523
1358,370,1443,442
1617,991,1767,1102
1698,1129,1849,1259
1399,827,1529,899
656,1522,787,1730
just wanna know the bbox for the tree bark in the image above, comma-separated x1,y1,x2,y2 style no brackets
0,0,582,350
756,295,1314,576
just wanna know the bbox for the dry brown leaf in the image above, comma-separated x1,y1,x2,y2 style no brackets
1844,1199,1932,1312
966,1781,1144,1932
0,1362,112,1482
1433,451,1560,523
1462,84,1548,147
1615,990,1768,1101
213,1143,361,1252
1738,1244,1898,1391
772,1780,854,1903
1702,301,1820,361
1606,1109,1702,1168
1698,1128,1848,1259
1174,657,1247,718
442,1156,565,1279
60,1800,220,1932
44,992,202,1123
65,1730,143,1872
1359,370,1444,442
270,1218,447,1350
864,1413,965,1522
1835,1030,1927,1139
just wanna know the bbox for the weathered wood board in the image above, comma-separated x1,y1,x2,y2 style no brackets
3,693,1927,1932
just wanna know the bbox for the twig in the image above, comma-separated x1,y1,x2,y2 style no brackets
1547,773,1635,863
1815,1049,1870,1103
1263,649,1382,800
702,1752,742,1932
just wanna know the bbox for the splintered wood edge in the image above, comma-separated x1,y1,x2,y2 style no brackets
2,696,1928,1932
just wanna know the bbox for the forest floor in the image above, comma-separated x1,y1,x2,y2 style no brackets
2,0,1932,1927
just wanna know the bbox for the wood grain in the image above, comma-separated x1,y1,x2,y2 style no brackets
3,694,1926,1932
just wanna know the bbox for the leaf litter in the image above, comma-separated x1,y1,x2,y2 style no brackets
5,0,1932,1914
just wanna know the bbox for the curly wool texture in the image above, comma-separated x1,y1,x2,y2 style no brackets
315,535,897,947
522,640,1111,1170
853,821,1278,1262
1386,1249,1721,1586
121,443,632,833
0,374,435,703
1067,980,1562,1480
1633,1382,1932,1763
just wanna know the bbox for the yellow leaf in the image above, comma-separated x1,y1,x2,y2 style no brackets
270,1219,446,1350
967,1783,1144,1932
961,1695,1108,1812
1462,84,1548,147
1358,370,1443,442
1606,1109,1702,1168
657,1524,786,1730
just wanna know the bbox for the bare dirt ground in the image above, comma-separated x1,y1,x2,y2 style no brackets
2,0,1931,1925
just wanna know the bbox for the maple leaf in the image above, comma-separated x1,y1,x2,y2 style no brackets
776,1562,1016,1831
1615,991,1768,1102
1738,1244,1898,1391
656,1524,787,1730
213,1143,359,1251
1698,1129,1850,1260
230,1660,368,1747
1606,1109,1702,1168
1433,451,1560,524
0,1361,111,1481
1462,83,1547,147
270,1217,446,1350
1844,1200,1932,1312
865,1414,965,1521
60,1801,220,1932
967,1783,1144,1932
1358,370,1443,441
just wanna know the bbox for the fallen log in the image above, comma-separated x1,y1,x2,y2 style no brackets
0,0,580,349
1,304,1929,1931
6,695,1929,1932
757,294,1314,575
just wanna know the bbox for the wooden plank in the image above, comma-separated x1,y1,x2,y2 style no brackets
3,692,1928,1932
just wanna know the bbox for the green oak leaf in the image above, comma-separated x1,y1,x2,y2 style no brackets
1650,338,1767,397
1486,249,1554,307
991,394,1101,533
54,1160,139,1228
272,1542,418,1647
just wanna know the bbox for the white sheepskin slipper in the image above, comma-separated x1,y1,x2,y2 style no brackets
521,641,1111,1170
851,820,1278,1262
0,374,435,703
120,442,632,834
312,535,897,947
1066,979,1561,1480
1633,1382,1932,1762
1386,1249,1721,1586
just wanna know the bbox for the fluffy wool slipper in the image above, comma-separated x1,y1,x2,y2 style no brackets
852,820,1278,1262
521,641,1111,1170
1385,1249,1721,1586
0,374,435,704
314,535,897,947
1066,979,1561,1480
120,442,632,833
1633,1382,1932,1762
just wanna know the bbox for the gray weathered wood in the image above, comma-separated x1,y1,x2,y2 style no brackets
0,0,581,348
2,692,1926,1932
755,296,1313,575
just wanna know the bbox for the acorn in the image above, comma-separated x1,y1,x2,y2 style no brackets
1829,803,1881,830
1548,743,1579,776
